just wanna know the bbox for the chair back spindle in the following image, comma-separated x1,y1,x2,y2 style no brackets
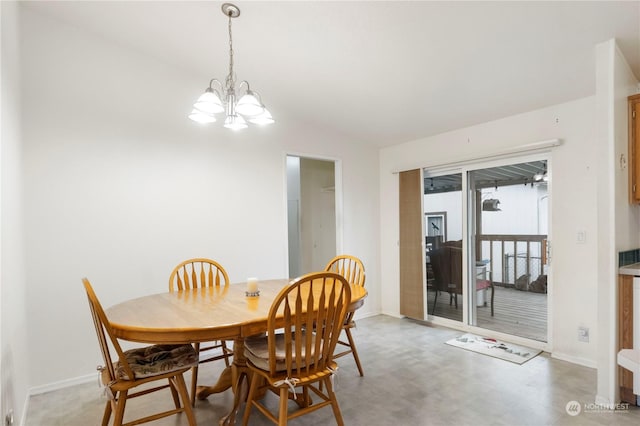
325,255,365,287
169,258,229,291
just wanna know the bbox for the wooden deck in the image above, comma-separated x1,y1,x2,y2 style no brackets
426,285,547,342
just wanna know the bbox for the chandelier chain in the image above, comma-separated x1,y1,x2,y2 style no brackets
226,11,235,91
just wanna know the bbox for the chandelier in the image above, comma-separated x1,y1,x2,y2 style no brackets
189,3,274,130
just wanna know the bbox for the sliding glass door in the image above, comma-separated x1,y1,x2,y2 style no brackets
468,160,549,342
423,157,549,342
424,171,464,322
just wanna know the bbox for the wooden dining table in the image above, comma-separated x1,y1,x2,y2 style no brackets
105,278,367,425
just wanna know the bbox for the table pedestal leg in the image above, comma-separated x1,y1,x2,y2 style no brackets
218,338,250,426
195,365,233,400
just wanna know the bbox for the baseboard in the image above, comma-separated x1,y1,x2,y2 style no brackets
595,394,612,405
29,372,95,396
551,351,597,369
355,310,385,319
24,372,102,425
377,310,404,319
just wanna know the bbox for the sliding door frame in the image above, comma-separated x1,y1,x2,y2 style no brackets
423,151,553,351
466,152,552,350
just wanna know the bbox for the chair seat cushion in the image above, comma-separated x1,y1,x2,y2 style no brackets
244,332,318,372
476,279,491,291
116,344,197,380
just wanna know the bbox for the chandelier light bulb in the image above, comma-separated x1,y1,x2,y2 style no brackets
249,109,274,125
189,109,217,123
193,88,224,114
224,114,248,130
236,91,265,116
188,3,274,130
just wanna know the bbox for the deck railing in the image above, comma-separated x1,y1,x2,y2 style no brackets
477,234,547,287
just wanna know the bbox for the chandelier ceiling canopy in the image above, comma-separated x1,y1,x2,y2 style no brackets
189,3,274,130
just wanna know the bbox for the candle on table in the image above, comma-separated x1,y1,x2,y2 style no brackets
247,277,258,294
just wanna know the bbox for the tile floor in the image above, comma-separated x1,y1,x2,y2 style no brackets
25,315,640,425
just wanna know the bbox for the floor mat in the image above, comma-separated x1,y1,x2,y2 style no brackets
445,333,541,364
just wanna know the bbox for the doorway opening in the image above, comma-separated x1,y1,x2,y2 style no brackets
286,156,337,278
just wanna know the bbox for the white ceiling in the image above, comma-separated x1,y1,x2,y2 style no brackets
24,1,640,147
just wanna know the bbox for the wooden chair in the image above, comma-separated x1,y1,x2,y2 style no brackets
429,245,460,310
242,272,351,426
324,254,366,376
82,278,196,426
430,245,494,316
169,258,233,405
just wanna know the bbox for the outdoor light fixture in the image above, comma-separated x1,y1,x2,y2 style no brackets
533,172,544,181
533,165,549,182
482,199,502,212
189,3,274,130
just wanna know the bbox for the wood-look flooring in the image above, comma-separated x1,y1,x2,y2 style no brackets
25,315,638,426
428,285,547,342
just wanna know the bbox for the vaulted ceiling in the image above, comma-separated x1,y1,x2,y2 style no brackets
24,1,640,147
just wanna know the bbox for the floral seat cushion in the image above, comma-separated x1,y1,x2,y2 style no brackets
115,344,197,380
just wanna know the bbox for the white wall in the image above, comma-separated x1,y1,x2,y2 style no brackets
19,7,380,393
594,39,639,405
1,1,29,423
381,96,600,368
